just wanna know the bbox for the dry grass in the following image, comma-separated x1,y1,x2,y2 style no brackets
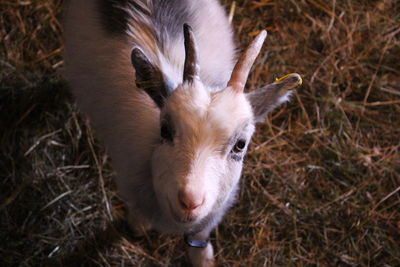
1,0,399,266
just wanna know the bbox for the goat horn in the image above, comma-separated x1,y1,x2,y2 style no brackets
183,24,200,82
227,30,267,93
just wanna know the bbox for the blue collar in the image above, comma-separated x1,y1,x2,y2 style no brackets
184,234,209,248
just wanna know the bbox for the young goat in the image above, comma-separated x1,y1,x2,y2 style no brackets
63,0,301,266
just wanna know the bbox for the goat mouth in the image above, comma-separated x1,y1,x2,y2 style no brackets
167,199,196,224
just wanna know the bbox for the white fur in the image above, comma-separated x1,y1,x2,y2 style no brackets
189,243,215,267
278,90,293,105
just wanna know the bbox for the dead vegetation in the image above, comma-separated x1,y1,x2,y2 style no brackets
0,0,399,266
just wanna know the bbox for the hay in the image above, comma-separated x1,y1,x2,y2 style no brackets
1,0,399,266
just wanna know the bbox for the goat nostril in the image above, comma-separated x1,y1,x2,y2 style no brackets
178,190,203,211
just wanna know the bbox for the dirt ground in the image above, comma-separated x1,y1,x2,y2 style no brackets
1,0,399,266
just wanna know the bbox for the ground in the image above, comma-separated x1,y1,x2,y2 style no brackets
0,0,399,266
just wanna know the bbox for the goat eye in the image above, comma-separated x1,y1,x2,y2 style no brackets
232,139,246,153
160,122,173,142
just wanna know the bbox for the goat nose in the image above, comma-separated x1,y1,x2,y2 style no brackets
178,190,204,211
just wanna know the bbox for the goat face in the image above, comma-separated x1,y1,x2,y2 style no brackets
151,79,255,227
131,25,301,229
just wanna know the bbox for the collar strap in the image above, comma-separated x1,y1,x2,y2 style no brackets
184,234,209,248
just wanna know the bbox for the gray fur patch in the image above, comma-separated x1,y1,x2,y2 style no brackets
153,0,193,48
99,0,193,46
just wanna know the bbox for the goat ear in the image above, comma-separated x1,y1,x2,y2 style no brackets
131,47,172,108
246,73,302,123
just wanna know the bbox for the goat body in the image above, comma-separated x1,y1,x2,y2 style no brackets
64,1,301,266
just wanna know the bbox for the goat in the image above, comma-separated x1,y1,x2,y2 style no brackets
63,0,302,266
